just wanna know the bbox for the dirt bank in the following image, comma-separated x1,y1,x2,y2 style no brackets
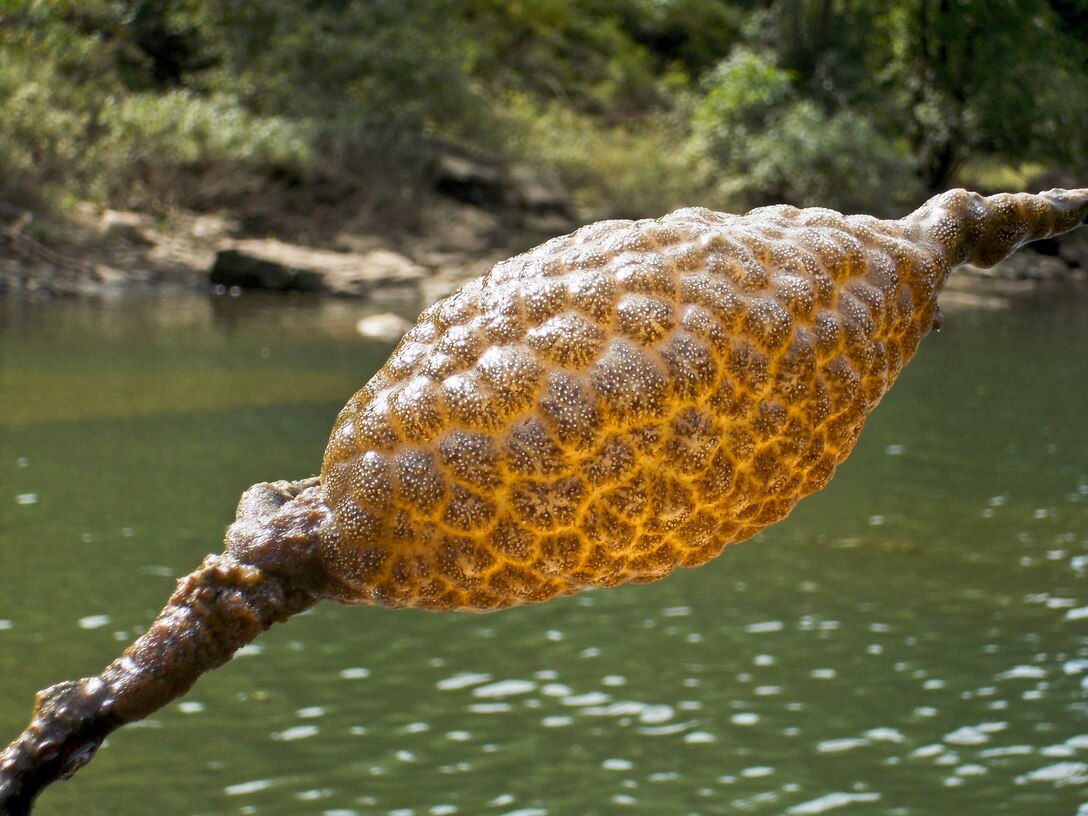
3,174,1086,310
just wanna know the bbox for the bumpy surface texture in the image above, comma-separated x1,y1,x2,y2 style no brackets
317,205,944,610
302,189,1087,611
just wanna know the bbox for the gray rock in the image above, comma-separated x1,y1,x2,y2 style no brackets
966,253,1075,282
506,163,570,215
433,152,505,208
355,312,414,343
1056,229,1088,270
431,148,573,223
211,248,306,291
209,240,426,297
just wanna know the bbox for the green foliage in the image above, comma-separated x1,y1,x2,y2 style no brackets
0,0,1086,218
203,0,488,149
462,0,660,116
691,49,794,171
688,1,1088,213
690,49,923,215
105,92,312,167
611,0,743,79
874,0,1088,189
0,9,309,206
740,101,923,216
504,95,706,217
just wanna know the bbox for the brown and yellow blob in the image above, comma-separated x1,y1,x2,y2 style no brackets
228,187,1088,611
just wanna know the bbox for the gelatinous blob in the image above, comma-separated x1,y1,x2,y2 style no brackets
311,188,1088,611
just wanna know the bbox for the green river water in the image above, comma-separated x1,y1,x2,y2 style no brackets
1,293,1086,816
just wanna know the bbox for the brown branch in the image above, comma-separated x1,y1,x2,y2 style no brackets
0,555,316,815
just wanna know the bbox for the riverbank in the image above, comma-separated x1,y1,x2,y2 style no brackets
1,150,586,302
3,177,1087,312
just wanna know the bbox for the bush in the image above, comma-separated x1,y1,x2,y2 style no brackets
106,92,311,168
504,95,707,218
690,49,923,216
0,44,311,207
0,0,494,210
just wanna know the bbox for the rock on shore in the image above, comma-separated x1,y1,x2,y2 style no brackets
210,241,426,297
3,176,1087,308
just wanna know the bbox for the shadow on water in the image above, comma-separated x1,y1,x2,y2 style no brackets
1,293,1086,816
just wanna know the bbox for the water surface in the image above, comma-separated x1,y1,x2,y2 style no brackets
2,293,1086,816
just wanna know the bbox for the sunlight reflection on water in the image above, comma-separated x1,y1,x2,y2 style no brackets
1,294,1086,815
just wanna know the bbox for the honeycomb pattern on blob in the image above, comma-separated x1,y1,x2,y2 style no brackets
316,201,950,611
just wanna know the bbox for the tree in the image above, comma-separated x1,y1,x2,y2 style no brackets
879,0,1088,189
691,48,922,215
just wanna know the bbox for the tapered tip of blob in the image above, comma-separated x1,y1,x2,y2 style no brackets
911,187,1087,269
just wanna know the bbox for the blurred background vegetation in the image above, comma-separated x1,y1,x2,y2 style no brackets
1,0,1086,226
